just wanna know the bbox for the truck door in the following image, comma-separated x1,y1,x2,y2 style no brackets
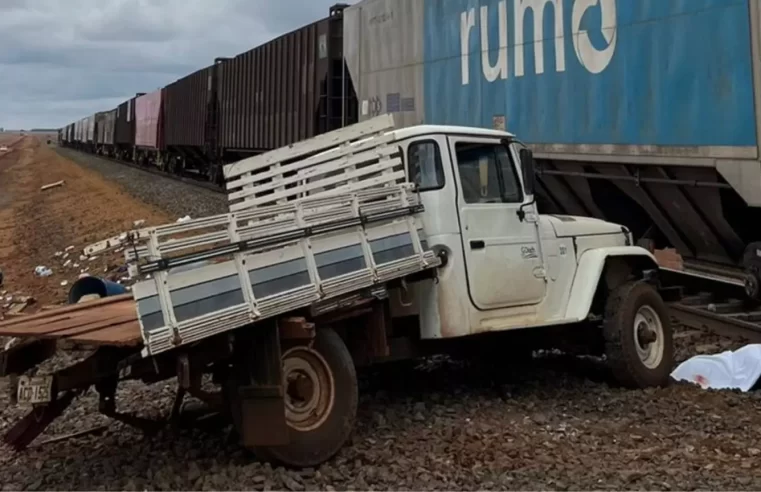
448,137,546,310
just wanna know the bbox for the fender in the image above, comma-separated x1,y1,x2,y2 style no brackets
563,246,658,322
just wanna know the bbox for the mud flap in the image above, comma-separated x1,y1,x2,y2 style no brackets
235,322,289,447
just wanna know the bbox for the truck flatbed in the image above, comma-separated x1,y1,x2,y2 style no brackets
0,295,141,347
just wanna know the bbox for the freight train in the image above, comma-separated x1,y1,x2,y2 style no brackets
59,0,761,299
59,4,356,184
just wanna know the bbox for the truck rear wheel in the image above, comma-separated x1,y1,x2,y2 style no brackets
245,327,358,468
603,281,674,388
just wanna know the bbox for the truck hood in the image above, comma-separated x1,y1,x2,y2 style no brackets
545,214,626,238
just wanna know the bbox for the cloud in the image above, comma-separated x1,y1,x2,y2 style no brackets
0,0,353,129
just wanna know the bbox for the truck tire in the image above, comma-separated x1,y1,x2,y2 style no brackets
603,281,674,389
251,327,358,468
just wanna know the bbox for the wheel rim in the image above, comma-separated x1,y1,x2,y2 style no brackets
282,346,335,432
633,305,664,369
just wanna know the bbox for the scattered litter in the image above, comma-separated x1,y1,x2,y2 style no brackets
7,296,34,315
54,251,63,257
60,280,68,287
30,424,110,449
40,180,65,191
104,266,108,273
62,253,69,260
671,344,761,392
73,263,79,268
63,259,72,267
34,265,53,277
4,296,11,303
133,219,146,227
177,215,192,223
65,245,75,252
79,255,88,261
89,256,98,262
78,273,91,279
4,337,19,351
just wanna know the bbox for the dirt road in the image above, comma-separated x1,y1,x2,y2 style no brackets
0,137,171,311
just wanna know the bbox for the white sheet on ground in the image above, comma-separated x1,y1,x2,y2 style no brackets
671,344,761,392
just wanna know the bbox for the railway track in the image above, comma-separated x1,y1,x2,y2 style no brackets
56,147,225,196
660,267,761,343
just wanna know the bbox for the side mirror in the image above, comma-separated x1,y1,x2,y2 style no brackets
519,148,535,196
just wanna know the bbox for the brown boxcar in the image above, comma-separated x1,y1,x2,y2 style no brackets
217,4,357,154
94,112,107,144
114,94,144,146
164,65,212,149
135,89,164,150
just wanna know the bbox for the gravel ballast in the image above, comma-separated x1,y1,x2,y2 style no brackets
55,149,227,219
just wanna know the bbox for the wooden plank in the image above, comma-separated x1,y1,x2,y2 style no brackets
0,294,133,328
223,114,395,180
68,322,142,346
0,301,136,337
50,313,138,338
1,312,136,339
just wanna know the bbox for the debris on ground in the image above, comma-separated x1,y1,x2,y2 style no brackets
5,295,34,315
40,180,65,191
34,266,53,277
176,215,192,223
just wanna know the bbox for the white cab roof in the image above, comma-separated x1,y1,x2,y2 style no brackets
390,124,516,141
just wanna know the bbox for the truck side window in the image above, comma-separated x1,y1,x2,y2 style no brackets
455,142,523,204
407,140,444,191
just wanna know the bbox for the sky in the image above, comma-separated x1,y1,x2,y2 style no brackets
0,0,352,130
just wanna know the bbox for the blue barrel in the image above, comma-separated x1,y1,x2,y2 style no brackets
67,276,127,304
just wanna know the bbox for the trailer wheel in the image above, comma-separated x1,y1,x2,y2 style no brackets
603,281,674,389
252,327,357,468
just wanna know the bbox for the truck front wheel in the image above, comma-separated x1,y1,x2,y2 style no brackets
602,281,674,388
248,327,358,468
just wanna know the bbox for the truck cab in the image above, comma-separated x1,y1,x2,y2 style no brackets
388,125,672,387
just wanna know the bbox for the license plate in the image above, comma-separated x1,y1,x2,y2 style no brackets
17,375,53,405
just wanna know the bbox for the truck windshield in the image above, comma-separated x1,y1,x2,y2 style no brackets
454,142,523,204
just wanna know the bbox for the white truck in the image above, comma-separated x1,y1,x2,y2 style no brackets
0,115,672,468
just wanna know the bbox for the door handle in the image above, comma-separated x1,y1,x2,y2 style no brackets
470,240,485,250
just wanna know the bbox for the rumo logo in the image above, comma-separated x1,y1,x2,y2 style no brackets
460,0,617,84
